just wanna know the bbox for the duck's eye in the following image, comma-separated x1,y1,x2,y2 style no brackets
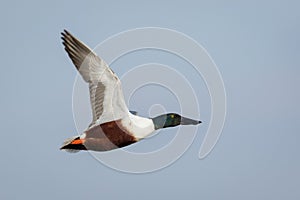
171,114,174,118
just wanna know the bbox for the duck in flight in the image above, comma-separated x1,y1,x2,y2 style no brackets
60,30,202,152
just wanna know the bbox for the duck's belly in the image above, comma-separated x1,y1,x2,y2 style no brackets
83,120,138,151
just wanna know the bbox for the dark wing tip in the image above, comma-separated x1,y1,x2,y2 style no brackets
61,30,74,46
61,29,68,39
60,29,89,71
61,29,70,36
60,29,105,83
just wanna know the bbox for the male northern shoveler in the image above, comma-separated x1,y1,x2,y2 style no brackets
60,30,202,152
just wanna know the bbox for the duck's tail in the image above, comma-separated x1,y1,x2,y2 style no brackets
60,136,86,153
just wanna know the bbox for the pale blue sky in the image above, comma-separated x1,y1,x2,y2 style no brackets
1,0,299,199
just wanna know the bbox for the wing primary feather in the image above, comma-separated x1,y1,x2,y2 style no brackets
61,29,130,125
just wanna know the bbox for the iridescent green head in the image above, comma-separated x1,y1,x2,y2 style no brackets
152,113,201,130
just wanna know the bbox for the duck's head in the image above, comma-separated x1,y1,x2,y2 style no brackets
152,113,202,130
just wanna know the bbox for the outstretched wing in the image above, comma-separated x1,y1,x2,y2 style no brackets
61,30,129,126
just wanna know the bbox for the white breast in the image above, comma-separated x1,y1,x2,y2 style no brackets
121,113,155,140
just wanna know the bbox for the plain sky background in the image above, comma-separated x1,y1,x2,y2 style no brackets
1,0,299,199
